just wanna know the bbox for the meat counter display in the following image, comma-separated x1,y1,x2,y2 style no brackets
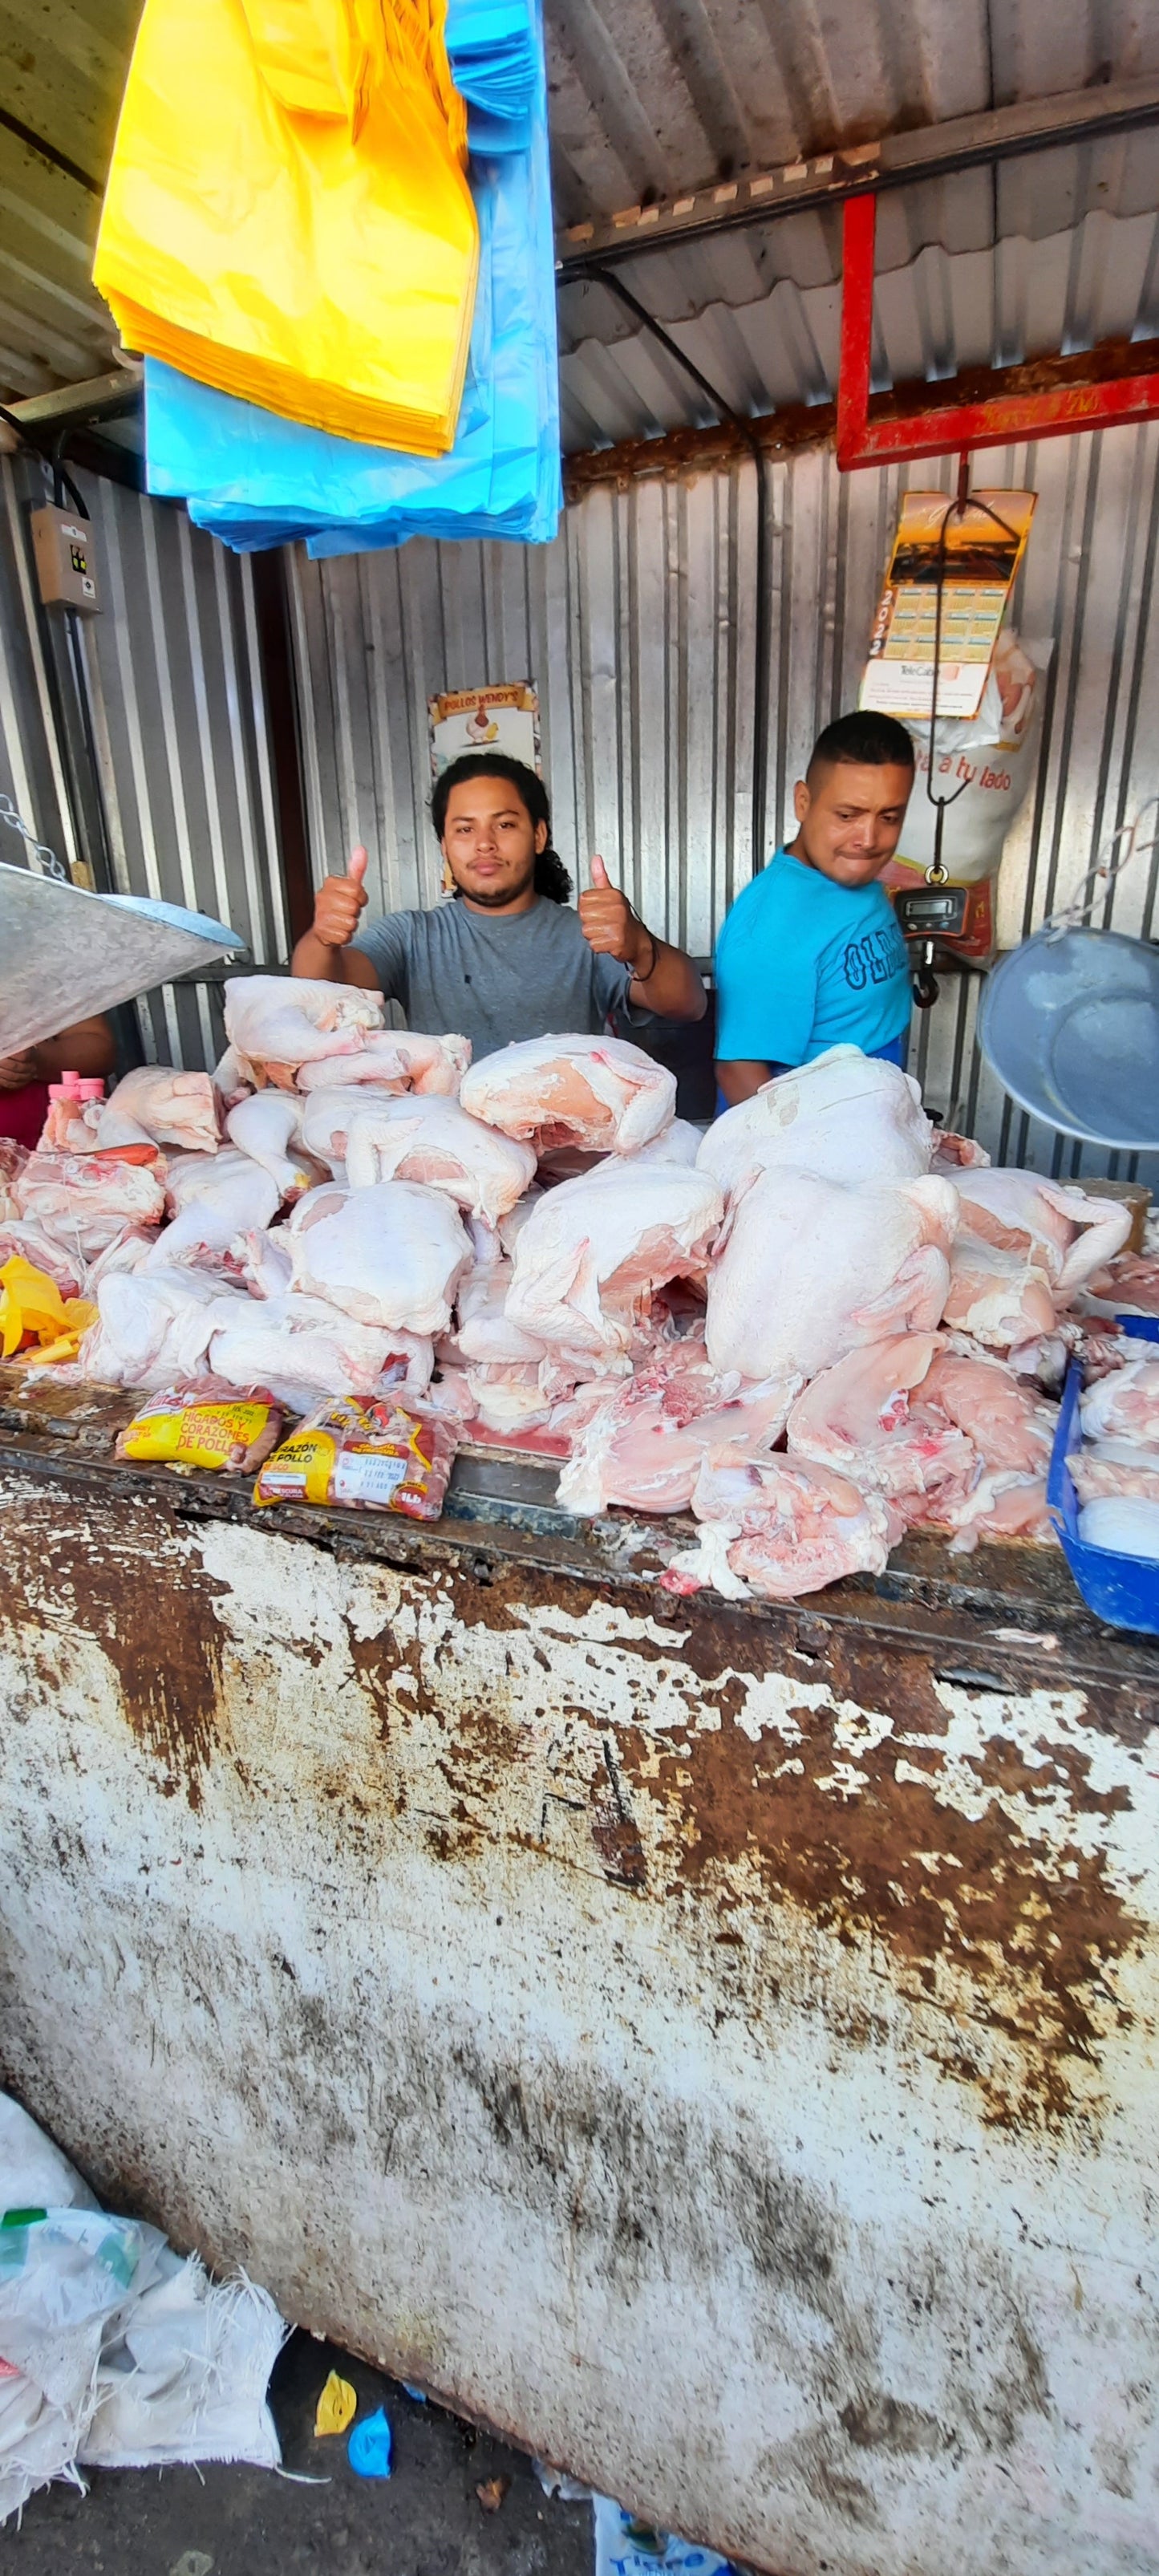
2,985,1157,1604
2,1320,1157,2576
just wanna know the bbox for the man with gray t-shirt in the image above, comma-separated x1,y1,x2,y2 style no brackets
290,753,706,1061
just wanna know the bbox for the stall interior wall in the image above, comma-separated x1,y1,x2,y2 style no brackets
0,454,286,1069
290,420,1159,1182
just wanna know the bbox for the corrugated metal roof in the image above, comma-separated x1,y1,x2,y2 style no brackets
0,1,130,400
3,0,1159,446
557,136,1159,447
543,0,1159,221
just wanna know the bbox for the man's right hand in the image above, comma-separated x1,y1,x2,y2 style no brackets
312,846,369,951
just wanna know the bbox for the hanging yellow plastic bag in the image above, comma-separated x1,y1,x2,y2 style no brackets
236,0,369,123
94,0,478,453
0,1259,95,1366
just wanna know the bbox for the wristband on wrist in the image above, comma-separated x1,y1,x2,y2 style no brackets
634,928,658,984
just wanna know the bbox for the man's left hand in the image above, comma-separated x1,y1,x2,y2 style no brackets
577,854,646,968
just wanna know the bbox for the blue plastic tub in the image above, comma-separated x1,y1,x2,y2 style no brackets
1048,1316,1159,1634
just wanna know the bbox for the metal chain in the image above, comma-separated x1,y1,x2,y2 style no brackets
1043,793,1159,939
0,793,69,884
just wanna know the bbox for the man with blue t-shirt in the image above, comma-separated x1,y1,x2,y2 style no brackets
714,711,915,1105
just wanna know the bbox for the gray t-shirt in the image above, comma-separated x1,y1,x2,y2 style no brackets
353,895,643,1061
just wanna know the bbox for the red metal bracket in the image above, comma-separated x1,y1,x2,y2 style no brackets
837,191,1159,469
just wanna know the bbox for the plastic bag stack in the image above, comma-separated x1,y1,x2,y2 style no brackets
95,0,477,455
447,0,538,152
118,0,561,552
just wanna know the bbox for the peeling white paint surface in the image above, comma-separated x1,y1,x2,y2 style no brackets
2,1470,1159,2575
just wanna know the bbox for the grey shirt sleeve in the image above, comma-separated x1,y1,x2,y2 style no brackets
351,911,414,1006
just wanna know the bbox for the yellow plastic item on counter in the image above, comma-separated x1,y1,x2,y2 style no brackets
0,1259,95,1365
314,2371,358,2436
94,0,477,452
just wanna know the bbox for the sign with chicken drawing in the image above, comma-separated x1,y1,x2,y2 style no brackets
428,684,541,779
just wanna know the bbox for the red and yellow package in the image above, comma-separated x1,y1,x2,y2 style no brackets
116,1382,283,1474
253,1397,456,1520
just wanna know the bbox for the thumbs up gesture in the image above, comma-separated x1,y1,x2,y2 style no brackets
577,852,645,966
313,845,370,951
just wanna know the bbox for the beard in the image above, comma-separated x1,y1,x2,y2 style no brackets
454,856,538,909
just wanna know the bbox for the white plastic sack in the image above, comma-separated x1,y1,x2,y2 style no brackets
594,2493,739,2574
0,2091,286,2521
896,631,1052,882
83,2254,285,2470
0,2208,166,2523
0,2097,99,2217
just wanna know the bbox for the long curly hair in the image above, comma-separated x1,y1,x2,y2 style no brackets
431,753,573,903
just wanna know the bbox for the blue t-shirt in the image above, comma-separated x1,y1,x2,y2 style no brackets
714,847,912,1066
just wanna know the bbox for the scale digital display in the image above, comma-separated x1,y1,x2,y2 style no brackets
894,887,970,936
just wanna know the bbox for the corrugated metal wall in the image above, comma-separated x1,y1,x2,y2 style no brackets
289,418,1159,1182
0,453,287,1069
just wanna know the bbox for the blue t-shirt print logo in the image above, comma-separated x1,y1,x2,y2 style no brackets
842,920,908,991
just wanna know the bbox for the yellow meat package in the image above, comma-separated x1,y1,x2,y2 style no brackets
254,1396,456,1518
116,1386,284,1475
94,0,477,452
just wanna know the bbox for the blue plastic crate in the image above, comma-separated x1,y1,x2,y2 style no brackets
1048,1316,1159,1635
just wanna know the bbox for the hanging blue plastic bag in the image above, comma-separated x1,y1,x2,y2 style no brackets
447,0,537,149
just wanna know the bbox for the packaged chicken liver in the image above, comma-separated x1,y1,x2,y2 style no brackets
253,1397,457,1519
116,1381,284,1472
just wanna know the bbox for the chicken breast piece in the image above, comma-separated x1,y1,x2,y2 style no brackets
99,1067,221,1155
1080,1355,1159,1445
294,1030,471,1097
705,1167,957,1383
342,1094,536,1226
209,1291,432,1410
785,1334,974,1503
142,1148,281,1271
223,975,384,1087
681,1451,894,1600
288,1181,472,1337
507,1162,723,1360
460,1034,676,1155
699,1047,933,1198
14,1149,167,1259
952,1169,1130,1296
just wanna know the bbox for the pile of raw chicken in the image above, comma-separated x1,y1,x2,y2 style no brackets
2,975,1155,1602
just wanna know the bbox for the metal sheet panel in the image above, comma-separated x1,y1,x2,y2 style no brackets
2,1398,1158,2575
290,414,1159,1181
0,452,286,1068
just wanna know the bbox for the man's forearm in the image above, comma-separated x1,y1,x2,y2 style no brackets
630,935,707,1021
291,927,348,983
715,1057,772,1105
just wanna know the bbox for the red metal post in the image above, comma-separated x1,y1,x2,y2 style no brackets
836,194,1159,469
836,192,877,467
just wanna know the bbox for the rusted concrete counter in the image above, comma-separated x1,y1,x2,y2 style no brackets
1,1370,1157,2575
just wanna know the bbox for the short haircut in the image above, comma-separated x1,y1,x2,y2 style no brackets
430,752,572,903
806,712,916,784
